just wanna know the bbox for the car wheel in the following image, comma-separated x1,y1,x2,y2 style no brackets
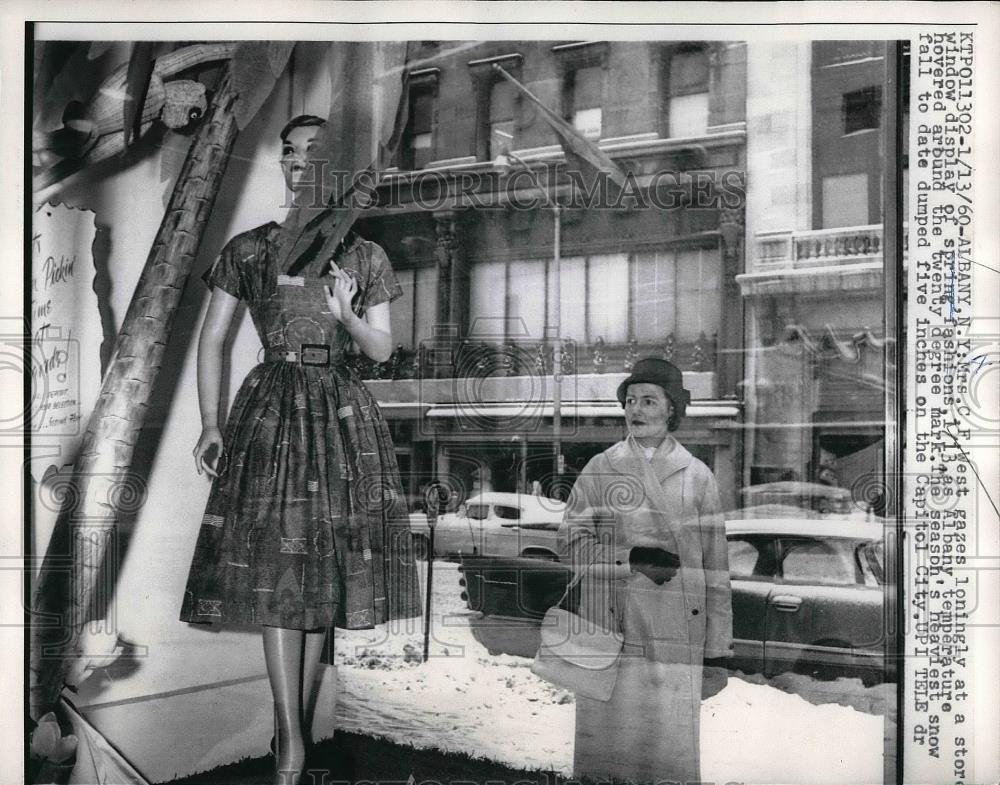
411,533,430,560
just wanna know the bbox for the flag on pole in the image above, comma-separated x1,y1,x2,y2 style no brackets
492,63,628,194
280,42,412,276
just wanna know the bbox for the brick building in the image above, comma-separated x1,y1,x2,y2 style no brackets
348,40,750,509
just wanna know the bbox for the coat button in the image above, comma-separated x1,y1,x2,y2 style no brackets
691,609,700,616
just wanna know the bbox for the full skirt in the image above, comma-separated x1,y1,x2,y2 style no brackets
179,362,421,630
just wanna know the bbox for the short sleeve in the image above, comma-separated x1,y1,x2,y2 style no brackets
361,242,403,310
201,238,244,300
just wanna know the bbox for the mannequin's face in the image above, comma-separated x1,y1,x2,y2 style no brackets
280,125,321,196
624,383,673,447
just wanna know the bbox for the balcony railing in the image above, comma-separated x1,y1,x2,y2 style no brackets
753,223,910,273
755,224,888,271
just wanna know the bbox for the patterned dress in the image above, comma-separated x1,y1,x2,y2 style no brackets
180,222,421,631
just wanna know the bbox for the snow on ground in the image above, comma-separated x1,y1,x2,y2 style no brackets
329,562,886,785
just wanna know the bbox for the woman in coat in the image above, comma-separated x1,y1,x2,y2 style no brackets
557,357,733,784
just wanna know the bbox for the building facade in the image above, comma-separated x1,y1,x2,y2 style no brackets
738,40,900,510
345,39,894,516
347,40,749,511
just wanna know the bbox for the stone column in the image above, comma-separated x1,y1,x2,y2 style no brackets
434,210,469,338
434,211,456,330
718,203,745,399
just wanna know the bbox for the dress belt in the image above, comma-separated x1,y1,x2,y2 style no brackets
263,344,333,366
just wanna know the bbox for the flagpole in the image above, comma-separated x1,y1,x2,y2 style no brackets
552,202,562,480
501,150,563,483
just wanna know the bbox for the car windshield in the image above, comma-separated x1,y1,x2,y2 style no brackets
859,540,885,585
466,504,490,520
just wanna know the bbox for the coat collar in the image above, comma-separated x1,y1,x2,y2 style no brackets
606,434,693,484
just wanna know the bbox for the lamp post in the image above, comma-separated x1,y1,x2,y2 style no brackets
494,151,563,481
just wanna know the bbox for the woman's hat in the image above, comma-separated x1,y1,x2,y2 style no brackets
616,357,691,417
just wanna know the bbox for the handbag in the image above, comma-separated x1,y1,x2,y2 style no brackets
530,559,623,701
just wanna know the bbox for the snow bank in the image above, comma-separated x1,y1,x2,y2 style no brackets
332,562,885,784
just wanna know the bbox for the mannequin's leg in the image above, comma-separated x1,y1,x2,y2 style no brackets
263,626,306,785
300,629,328,745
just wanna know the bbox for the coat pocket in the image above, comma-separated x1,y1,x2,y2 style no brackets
621,571,693,662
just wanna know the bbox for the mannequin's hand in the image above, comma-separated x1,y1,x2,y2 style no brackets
193,426,225,478
324,263,358,323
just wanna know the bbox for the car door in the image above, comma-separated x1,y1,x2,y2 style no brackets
727,534,779,673
764,536,885,678
442,502,491,557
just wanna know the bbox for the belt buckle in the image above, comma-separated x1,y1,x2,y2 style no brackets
300,344,330,366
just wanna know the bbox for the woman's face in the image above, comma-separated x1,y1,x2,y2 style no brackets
624,383,673,446
280,125,321,195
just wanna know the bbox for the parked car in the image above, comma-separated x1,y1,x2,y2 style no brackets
741,481,855,516
408,492,566,560
458,517,891,685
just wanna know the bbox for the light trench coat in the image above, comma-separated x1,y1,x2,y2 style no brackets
557,434,733,784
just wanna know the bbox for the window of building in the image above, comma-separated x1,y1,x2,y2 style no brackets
567,65,603,139
390,265,439,350
667,47,710,138
843,86,881,134
547,256,588,341
468,53,523,162
632,248,721,342
401,86,435,170
469,248,718,349
586,253,629,343
821,172,869,228
470,260,508,334
507,259,546,339
489,79,517,158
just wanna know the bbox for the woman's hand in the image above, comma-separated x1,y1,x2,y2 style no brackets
193,426,226,478
324,262,358,324
629,546,681,585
